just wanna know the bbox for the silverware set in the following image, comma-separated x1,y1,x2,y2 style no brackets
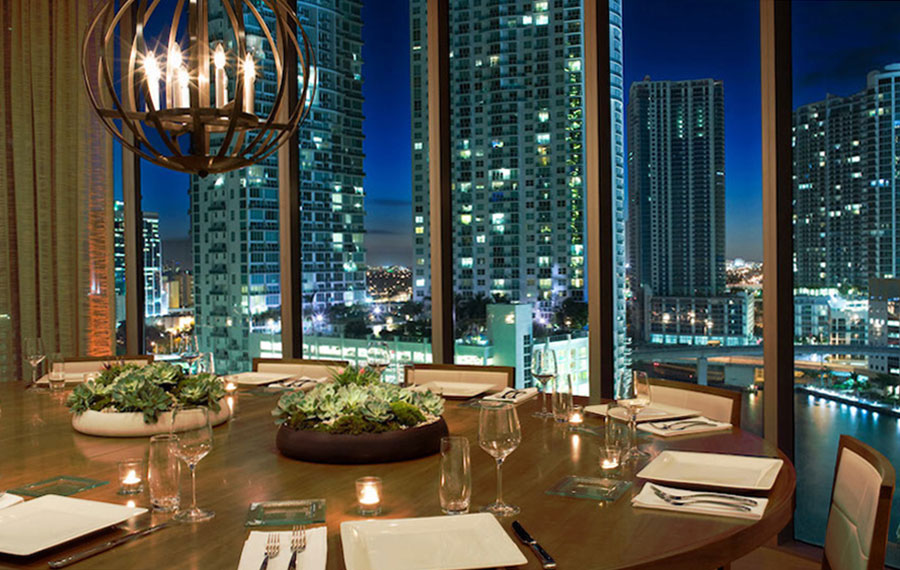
650,484,755,512
649,418,720,431
259,526,307,570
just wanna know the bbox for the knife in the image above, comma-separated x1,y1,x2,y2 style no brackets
48,520,177,568
512,521,556,569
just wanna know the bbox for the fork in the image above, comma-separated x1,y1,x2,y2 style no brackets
650,485,752,511
650,484,758,506
287,526,307,570
260,533,280,570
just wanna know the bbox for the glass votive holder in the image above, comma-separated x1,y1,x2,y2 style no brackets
356,476,382,516
598,445,622,474
568,404,585,426
118,459,145,495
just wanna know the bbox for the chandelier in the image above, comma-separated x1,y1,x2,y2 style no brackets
82,0,315,176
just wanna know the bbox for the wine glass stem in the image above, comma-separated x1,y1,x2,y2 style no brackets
541,386,549,415
630,413,638,450
495,458,504,505
189,463,198,511
31,366,37,386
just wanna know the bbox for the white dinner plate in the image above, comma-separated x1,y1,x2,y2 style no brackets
229,371,296,386
35,372,94,385
0,495,147,556
636,450,784,491
340,513,528,570
585,402,699,423
414,381,494,398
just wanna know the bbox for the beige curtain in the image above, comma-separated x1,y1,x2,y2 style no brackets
0,0,115,380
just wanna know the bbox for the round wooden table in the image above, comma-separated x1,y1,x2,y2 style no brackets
0,384,794,569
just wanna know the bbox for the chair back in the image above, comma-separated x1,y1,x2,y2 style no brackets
823,435,895,570
648,378,742,426
404,364,514,392
46,355,153,380
252,358,348,379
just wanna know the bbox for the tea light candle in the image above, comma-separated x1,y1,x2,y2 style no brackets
225,381,237,393
356,476,382,515
600,457,619,470
569,405,584,425
118,459,145,495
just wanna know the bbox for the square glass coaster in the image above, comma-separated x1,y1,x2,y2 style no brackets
546,476,632,502
246,499,326,527
8,476,108,497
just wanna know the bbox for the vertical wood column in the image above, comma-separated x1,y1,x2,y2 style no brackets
427,0,453,363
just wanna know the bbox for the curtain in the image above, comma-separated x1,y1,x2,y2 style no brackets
0,0,115,380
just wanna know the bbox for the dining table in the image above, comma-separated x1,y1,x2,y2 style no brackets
0,383,795,570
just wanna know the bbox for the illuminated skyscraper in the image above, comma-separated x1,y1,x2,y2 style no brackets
113,201,166,321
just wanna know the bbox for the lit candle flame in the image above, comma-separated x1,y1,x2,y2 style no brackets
214,45,226,70
243,54,255,113
601,458,619,470
143,52,161,110
359,484,380,505
123,469,141,485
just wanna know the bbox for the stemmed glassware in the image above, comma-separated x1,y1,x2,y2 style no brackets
23,338,46,388
172,406,215,522
617,370,652,463
179,333,201,374
366,340,390,381
530,341,557,418
478,401,522,517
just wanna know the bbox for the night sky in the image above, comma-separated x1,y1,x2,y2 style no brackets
135,0,899,266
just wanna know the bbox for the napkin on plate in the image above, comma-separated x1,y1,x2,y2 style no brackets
638,416,732,437
230,372,295,386
584,403,697,423
0,494,24,510
482,387,539,404
270,376,330,391
237,528,327,570
632,483,767,520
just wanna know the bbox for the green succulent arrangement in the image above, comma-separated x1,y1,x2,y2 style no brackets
66,362,225,424
273,364,444,435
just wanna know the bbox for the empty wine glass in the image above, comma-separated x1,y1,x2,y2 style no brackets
617,370,652,463
478,401,522,517
530,341,557,418
180,333,201,373
23,338,45,388
172,406,214,522
366,340,390,381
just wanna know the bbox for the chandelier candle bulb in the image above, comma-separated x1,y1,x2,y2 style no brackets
176,67,190,108
356,477,382,515
166,45,183,107
214,44,228,107
242,54,255,113
143,53,161,110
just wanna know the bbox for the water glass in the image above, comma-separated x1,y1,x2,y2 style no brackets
530,341,557,418
148,434,181,512
47,353,66,391
23,337,45,386
172,406,214,522
439,436,471,515
478,401,522,517
552,374,573,423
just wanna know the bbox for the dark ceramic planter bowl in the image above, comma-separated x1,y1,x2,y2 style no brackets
276,417,449,464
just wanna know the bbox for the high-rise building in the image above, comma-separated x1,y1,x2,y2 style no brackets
793,65,900,292
409,0,629,384
191,1,367,373
113,201,166,322
627,78,748,345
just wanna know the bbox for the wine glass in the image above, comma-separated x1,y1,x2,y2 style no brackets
180,333,201,373
617,370,652,463
366,340,390,381
478,401,522,517
172,406,215,522
23,338,46,387
530,341,557,418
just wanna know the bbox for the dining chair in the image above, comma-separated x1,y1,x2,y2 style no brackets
648,377,742,426
403,363,514,392
732,435,895,570
251,357,348,379
43,354,154,382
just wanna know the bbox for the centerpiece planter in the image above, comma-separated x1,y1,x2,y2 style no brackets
273,365,448,464
67,362,229,438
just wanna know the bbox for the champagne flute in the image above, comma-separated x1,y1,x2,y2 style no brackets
617,371,652,463
478,401,522,517
366,340,390,381
530,341,557,418
172,406,215,522
23,337,46,388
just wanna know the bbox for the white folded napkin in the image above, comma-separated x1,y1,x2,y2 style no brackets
237,528,327,570
0,493,24,510
584,403,699,423
638,416,732,437
270,376,330,391
632,483,767,520
230,372,295,386
482,387,539,404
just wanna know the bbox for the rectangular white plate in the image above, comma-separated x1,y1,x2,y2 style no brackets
36,372,94,385
585,402,699,423
636,450,784,491
341,513,527,570
0,495,147,556
230,372,296,386
414,381,493,398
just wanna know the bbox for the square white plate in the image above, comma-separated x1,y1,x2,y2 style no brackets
414,381,493,398
0,495,147,556
585,402,699,423
230,372,296,386
340,513,527,570
636,450,784,491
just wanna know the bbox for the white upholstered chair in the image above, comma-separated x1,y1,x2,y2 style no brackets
404,364,514,392
42,355,153,383
252,357,348,379
648,378,742,426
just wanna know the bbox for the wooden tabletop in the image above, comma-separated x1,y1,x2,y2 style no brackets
0,385,795,570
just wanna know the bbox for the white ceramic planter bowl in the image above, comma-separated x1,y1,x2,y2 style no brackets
71,400,231,437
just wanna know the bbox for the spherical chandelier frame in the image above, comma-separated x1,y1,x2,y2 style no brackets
82,0,315,176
